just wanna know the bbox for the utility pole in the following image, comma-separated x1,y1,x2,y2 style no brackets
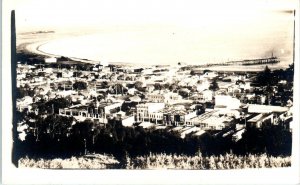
293,9,296,64
84,138,87,155
52,104,54,114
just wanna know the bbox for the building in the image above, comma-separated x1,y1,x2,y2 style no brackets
215,95,241,110
146,91,182,104
196,80,210,92
136,103,165,122
144,104,197,126
17,96,33,112
146,93,164,103
198,90,213,102
185,110,234,130
232,128,246,142
202,71,218,79
247,113,274,128
44,57,57,63
121,116,135,127
247,104,289,113
59,102,123,123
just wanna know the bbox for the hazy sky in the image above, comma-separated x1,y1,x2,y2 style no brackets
13,0,296,32
11,0,296,64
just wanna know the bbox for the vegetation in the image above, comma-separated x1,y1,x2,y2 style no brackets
35,97,72,114
17,85,35,98
73,81,87,90
209,78,219,91
256,64,294,86
16,114,291,162
126,153,291,169
19,154,119,169
18,153,291,169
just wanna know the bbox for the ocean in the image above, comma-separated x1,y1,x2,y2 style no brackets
34,25,293,68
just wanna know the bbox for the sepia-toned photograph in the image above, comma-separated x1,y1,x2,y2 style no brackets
2,0,300,184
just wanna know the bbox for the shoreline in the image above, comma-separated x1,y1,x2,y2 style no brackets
18,35,292,71
19,40,142,67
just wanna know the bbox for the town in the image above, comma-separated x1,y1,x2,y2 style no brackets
15,54,294,161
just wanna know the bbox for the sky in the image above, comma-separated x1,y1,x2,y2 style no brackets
12,0,296,32
10,0,297,64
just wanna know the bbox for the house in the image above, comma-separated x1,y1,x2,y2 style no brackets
200,90,213,102
196,80,210,92
256,95,267,105
127,88,137,95
129,95,142,103
164,92,183,104
17,73,26,80
56,90,77,98
71,94,85,103
62,71,74,78
92,64,104,72
17,96,33,112
145,85,155,93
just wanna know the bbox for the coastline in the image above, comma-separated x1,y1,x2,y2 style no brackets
18,41,98,65
17,33,293,71
19,39,140,67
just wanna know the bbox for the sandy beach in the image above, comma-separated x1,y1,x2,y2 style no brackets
17,32,100,65
17,31,293,70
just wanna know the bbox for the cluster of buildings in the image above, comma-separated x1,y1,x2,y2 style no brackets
16,58,294,141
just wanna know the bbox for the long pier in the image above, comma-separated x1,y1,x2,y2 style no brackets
226,57,280,66
186,56,280,69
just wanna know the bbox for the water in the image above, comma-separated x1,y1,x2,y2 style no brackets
37,26,293,68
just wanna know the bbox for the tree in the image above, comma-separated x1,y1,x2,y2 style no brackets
73,81,87,90
97,94,106,102
178,89,189,98
114,83,125,95
134,81,144,91
256,66,273,86
169,83,178,92
209,79,219,91
154,83,162,90
45,97,71,114
285,63,294,82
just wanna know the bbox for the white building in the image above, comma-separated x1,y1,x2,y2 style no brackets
17,96,33,112
215,95,241,110
196,80,210,92
147,91,182,104
122,116,135,127
202,71,218,79
136,103,165,122
247,104,289,113
200,90,213,102
45,57,57,63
